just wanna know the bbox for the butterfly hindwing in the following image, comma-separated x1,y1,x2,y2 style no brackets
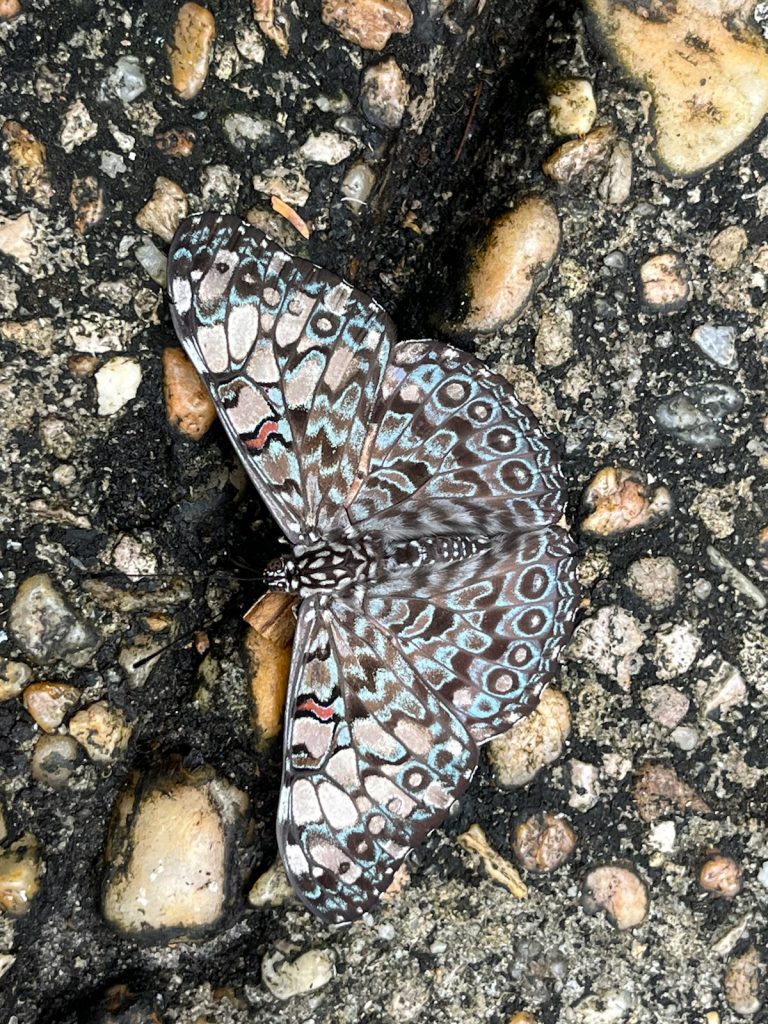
278,597,477,924
168,212,396,544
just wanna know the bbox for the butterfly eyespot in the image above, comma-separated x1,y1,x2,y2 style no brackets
338,860,351,875
501,460,534,492
467,400,493,422
511,643,534,666
486,427,517,453
263,286,281,306
215,261,229,275
518,608,547,635
438,380,470,407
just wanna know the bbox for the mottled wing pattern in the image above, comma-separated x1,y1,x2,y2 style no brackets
366,529,579,744
168,212,395,544
278,596,477,924
340,341,564,541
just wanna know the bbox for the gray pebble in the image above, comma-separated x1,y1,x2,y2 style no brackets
691,324,738,369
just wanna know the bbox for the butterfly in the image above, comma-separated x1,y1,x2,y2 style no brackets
167,211,579,925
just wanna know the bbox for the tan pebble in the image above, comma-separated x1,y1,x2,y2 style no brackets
0,834,43,916
507,1014,538,1024
69,700,132,763
633,763,711,823
31,733,81,788
0,0,21,18
22,682,80,732
0,806,5,843
252,163,311,206
548,78,596,137
488,688,570,788
244,591,299,648
639,252,692,312
360,57,409,129
262,947,336,1000
567,605,644,689
463,196,561,333
598,138,633,205
582,864,648,930
135,176,188,243
709,226,748,271
512,812,577,873
154,126,197,157
585,0,768,176
641,684,690,730
163,348,216,440
724,945,762,1017
253,0,290,57
67,353,101,377
0,211,37,268
382,860,411,901
0,658,33,701
627,556,680,610
69,176,105,235
535,301,573,368
2,120,53,206
581,466,672,536
698,855,743,899
542,124,615,185
322,0,413,51
249,857,294,909
103,768,248,933
457,824,527,898
245,626,292,745
168,2,217,101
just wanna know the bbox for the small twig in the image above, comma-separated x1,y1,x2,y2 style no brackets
453,82,483,164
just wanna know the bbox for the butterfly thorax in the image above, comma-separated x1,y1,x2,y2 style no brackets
265,534,493,598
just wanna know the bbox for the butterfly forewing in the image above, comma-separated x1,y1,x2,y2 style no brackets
167,212,579,923
168,212,396,544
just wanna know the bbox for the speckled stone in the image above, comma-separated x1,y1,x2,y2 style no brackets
548,78,596,137
639,253,692,312
724,945,762,1017
581,467,673,536
0,658,33,701
322,0,413,51
633,763,710,822
512,812,577,873
68,701,132,763
167,3,217,101
31,733,81,788
626,557,680,610
360,57,409,129
487,688,571,788
0,834,43,916
261,947,336,1000
698,855,743,899
567,605,644,689
135,176,188,243
582,864,649,930
9,574,99,668
22,682,80,733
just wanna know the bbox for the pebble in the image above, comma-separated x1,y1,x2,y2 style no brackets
548,78,596,136
163,348,216,440
135,238,167,287
639,253,692,313
655,383,743,449
463,197,561,333
598,139,633,205
168,2,216,101
253,164,311,206
31,733,81,788
0,834,43,915
512,812,577,872
692,324,738,369
95,356,142,416
0,658,33,701
648,821,676,854
298,130,356,165
248,857,294,910
0,211,37,268
135,176,188,243
69,701,132,763
360,57,409,129
627,557,680,611
542,124,616,185
698,855,743,899
568,759,601,812
709,226,748,271
582,864,649,930
0,954,13,981
0,0,21,17
253,0,291,57
261,948,336,1000
2,120,53,207
341,161,376,210
22,682,80,733
571,989,633,1023
223,112,275,152
671,725,700,751
487,687,571,788
641,685,690,730
201,164,242,211
103,768,249,933
707,546,766,610
457,824,527,898
724,946,762,1017
59,99,97,153
155,126,196,158
322,0,413,51
535,302,574,367
244,593,296,744
652,623,701,680
101,55,146,103
633,763,710,823
586,0,768,175
0,807,6,844
9,574,99,667
581,467,672,536
696,659,747,719
567,606,644,689
69,176,106,235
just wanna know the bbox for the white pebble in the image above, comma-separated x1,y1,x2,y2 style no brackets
95,357,142,416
